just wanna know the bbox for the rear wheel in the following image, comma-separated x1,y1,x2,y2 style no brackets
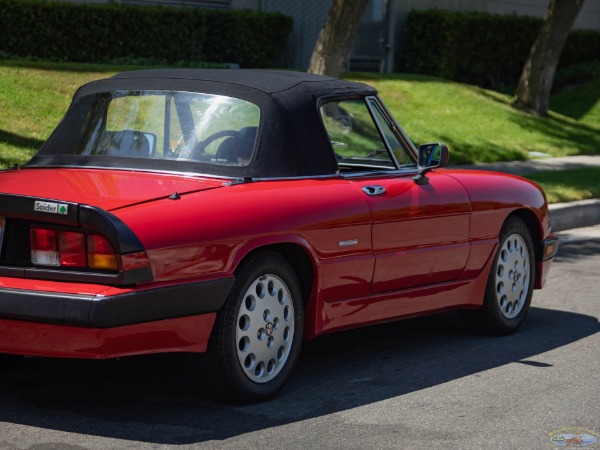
206,252,304,402
462,216,535,335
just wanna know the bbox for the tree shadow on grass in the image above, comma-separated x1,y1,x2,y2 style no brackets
550,78,600,121
469,90,600,155
0,129,44,151
552,94,600,122
419,87,600,164
435,136,527,165
509,112,600,155
476,84,599,131
475,80,600,124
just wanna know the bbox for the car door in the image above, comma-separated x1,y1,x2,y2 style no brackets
320,96,471,294
354,171,471,292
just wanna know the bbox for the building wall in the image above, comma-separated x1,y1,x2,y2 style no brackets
98,0,230,7
262,0,332,70
230,0,259,8
262,0,600,71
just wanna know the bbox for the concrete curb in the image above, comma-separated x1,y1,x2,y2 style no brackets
549,198,600,232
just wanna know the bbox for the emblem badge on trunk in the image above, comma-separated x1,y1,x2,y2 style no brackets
34,201,68,215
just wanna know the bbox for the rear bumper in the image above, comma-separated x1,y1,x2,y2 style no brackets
0,313,217,359
0,277,233,328
0,277,233,358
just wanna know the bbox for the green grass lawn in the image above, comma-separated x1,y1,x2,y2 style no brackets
1,60,599,203
525,167,600,204
0,60,143,167
349,72,600,165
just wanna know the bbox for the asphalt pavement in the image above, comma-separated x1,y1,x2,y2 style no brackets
459,154,600,231
0,226,598,449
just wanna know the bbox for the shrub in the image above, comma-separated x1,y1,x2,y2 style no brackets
401,9,600,89
0,0,292,67
203,9,293,67
561,30,600,69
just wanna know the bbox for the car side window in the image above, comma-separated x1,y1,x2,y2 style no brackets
367,99,414,166
320,98,413,172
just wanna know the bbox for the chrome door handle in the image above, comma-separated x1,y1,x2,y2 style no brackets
362,185,386,196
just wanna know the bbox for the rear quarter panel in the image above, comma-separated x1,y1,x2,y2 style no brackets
112,177,375,301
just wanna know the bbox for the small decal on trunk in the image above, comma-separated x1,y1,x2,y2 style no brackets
34,201,68,215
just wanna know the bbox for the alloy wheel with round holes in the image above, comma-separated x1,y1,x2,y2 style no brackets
207,252,304,403
495,232,530,320
236,273,295,384
461,216,536,335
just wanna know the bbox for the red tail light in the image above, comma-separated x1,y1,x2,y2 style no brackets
87,234,118,270
30,228,59,266
30,227,121,271
59,231,86,267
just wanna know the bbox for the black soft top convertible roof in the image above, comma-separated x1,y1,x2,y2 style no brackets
30,69,378,178
78,69,376,98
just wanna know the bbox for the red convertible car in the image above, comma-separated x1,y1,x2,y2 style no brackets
0,69,557,402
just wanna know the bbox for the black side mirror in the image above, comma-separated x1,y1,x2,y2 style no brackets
413,143,449,185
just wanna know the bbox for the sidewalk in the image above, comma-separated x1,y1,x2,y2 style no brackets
458,154,600,232
459,154,600,176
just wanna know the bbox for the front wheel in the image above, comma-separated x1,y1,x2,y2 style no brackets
206,252,304,402
462,216,535,335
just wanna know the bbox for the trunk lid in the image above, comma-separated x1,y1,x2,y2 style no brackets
0,167,226,210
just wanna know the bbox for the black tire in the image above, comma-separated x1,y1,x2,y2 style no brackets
206,252,304,403
461,216,536,335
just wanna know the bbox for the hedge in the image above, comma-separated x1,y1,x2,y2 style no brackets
203,9,294,68
0,0,293,68
401,9,600,89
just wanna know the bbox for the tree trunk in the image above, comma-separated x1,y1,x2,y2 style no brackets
307,0,369,78
513,0,586,115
